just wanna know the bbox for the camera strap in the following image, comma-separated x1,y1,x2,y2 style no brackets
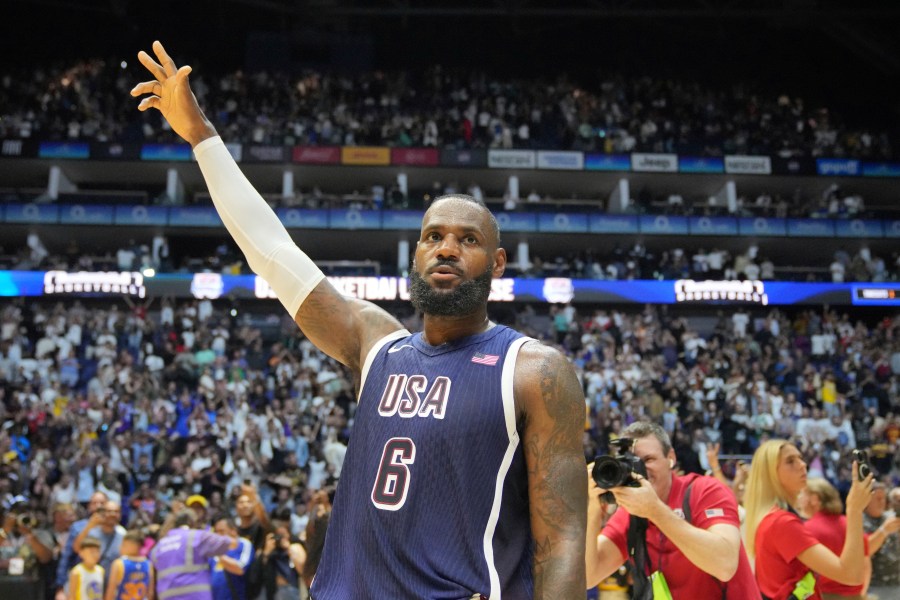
626,514,652,600
626,481,728,600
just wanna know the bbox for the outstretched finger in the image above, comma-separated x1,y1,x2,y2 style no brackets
137,96,160,112
175,64,193,82
138,50,167,84
153,40,179,78
130,80,162,97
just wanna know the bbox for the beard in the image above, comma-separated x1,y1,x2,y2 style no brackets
409,263,494,317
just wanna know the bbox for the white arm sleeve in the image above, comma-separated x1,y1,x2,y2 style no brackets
193,136,325,317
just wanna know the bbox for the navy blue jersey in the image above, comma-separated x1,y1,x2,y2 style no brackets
311,325,535,600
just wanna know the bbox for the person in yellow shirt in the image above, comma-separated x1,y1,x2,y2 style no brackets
68,537,105,600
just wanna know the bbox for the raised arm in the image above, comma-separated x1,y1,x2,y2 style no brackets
131,41,403,372
797,467,874,586
515,342,587,598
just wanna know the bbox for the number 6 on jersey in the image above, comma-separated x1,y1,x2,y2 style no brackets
371,437,417,510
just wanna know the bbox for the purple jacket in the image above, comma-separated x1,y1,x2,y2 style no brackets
151,527,233,600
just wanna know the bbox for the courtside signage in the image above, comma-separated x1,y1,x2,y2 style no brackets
631,153,678,173
724,155,771,175
488,150,536,169
536,151,583,170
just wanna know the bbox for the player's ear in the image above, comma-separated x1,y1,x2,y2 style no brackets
492,248,506,278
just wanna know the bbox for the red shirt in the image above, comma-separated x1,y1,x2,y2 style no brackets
601,473,760,599
755,508,821,600
803,512,868,595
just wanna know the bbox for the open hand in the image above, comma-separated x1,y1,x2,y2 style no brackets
130,40,215,146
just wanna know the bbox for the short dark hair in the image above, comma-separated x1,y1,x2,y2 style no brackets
621,421,673,456
429,193,501,244
173,509,196,529
212,514,237,531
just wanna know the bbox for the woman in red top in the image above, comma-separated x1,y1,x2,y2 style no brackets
745,440,873,600
799,478,867,600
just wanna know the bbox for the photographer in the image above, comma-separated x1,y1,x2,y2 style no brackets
0,496,54,574
585,422,759,599
261,510,306,600
71,501,126,585
745,441,872,600
55,491,108,599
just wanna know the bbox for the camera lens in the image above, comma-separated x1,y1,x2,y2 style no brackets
592,456,630,489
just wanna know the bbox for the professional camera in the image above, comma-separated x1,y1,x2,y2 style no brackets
16,513,37,529
592,438,648,503
852,449,871,481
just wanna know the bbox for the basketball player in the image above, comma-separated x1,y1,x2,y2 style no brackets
132,41,587,599
105,531,153,600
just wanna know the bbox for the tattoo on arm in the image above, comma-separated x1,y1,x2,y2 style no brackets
523,348,587,597
296,285,404,374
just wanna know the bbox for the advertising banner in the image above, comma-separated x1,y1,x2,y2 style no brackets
884,220,900,239
244,145,288,163
488,149,536,169
862,162,900,178
737,217,787,236
166,207,223,227
89,142,142,161
391,148,440,166
39,142,90,160
584,153,631,171
3,203,59,224
816,158,861,177
537,213,589,233
277,208,330,229
631,153,678,173
688,217,739,236
341,147,391,166
292,146,341,164
679,157,724,174
494,212,538,232
0,271,880,306
786,219,835,237
381,210,426,230
439,148,488,167
536,151,584,170
589,215,640,234
724,155,771,175
114,205,169,226
58,204,114,225
833,219,884,238
329,209,381,229
141,144,192,161
639,215,689,235
851,285,900,306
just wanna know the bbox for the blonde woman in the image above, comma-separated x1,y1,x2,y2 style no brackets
798,478,867,600
745,440,873,600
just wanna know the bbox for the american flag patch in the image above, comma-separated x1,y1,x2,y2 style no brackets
705,508,725,518
471,352,500,366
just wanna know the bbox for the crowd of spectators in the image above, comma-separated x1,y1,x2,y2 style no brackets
0,58,894,159
4,230,900,285
0,293,898,556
